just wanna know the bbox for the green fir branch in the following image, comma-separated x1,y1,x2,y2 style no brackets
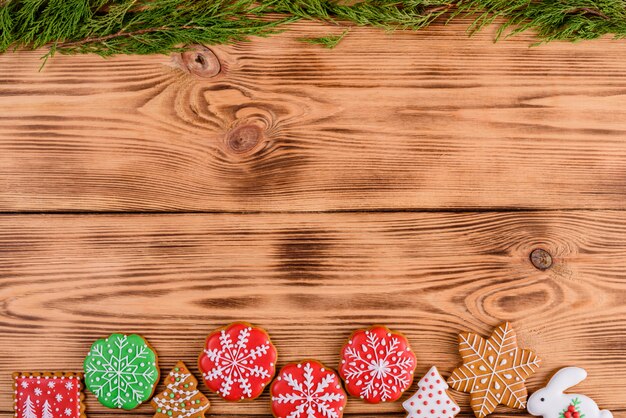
299,28,350,48
1,0,626,60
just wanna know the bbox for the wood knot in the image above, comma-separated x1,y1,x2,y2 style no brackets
530,248,552,271
180,46,221,78
226,125,262,154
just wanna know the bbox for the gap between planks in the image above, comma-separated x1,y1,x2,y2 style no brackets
0,208,626,216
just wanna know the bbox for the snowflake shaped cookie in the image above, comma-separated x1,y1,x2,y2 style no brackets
339,325,417,403
271,360,347,418
447,322,541,418
198,322,277,401
84,333,159,410
13,372,86,418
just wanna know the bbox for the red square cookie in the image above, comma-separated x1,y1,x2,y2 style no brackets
13,372,86,418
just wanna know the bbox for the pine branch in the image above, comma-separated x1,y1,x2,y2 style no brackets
1,0,626,61
566,7,609,20
56,24,201,48
299,29,350,48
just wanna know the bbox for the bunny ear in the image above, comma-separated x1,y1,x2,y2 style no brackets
547,367,587,392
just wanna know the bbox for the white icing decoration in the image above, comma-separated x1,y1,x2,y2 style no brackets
41,400,53,418
84,334,158,409
202,326,272,399
15,375,81,418
527,367,613,418
272,362,344,418
341,329,415,402
153,363,208,418
402,366,459,418
22,396,36,418
447,322,542,418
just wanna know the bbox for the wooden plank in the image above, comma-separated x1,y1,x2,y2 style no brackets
2,20,626,211
0,212,624,416
0,414,539,418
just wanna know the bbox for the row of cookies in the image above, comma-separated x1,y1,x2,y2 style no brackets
12,322,612,418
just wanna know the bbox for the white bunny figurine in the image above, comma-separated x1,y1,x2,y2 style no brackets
527,367,613,418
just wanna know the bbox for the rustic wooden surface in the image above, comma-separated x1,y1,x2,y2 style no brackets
0,18,625,418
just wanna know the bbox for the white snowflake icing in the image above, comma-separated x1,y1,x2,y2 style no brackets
21,381,29,389
64,408,73,416
272,363,344,418
55,393,64,402
203,326,272,399
34,388,42,396
342,330,415,402
84,334,158,408
47,381,56,389
65,382,73,390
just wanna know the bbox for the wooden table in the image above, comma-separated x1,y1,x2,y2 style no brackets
0,18,624,418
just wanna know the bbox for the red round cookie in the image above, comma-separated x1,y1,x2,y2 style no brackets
198,322,277,402
339,325,417,403
271,360,347,418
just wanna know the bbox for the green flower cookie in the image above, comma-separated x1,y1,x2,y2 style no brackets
84,333,159,410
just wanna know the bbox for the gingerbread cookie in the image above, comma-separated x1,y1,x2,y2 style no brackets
84,333,159,410
13,372,86,418
447,322,541,418
339,325,417,403
152,361,210,418
198,322,277,401
271,360,347,418
527,367,613,418
402,366,460,418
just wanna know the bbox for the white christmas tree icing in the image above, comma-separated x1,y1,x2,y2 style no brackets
41,400,53,418
403,366,460,418
22,396,36,418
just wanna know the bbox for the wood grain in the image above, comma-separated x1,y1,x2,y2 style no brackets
0,414,539,418
0,212,624,416
2,19,626,211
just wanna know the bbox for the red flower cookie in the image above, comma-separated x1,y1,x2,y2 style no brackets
13,372,86,418
271,360,347,418
198,322,277,401
339,325,417,403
